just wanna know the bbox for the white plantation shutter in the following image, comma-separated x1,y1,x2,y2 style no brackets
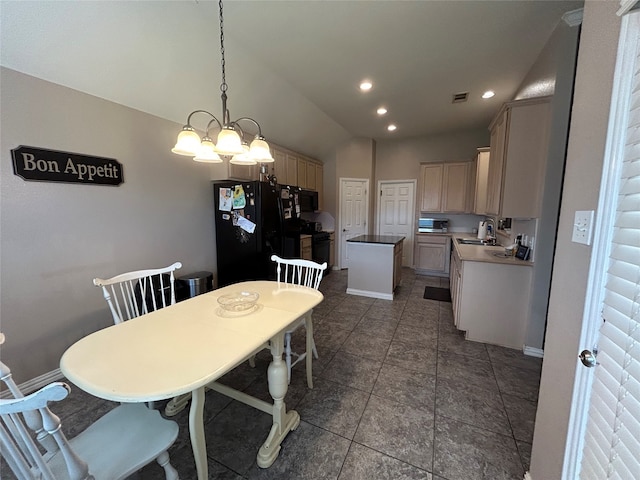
580,12,640,479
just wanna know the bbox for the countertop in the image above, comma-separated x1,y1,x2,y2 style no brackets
347,235,405,245
451,234,533,267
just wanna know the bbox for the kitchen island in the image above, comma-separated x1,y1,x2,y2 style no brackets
346,235,404,300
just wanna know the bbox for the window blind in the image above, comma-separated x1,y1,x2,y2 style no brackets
580,18,640,479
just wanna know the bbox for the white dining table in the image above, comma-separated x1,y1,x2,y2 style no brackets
60,280,323,480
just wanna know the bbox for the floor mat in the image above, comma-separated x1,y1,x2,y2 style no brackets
423,286,451,302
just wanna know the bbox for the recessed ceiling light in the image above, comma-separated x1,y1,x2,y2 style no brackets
387,124,397,132
377,107,387,115
482,90,495,99
360,81,373,91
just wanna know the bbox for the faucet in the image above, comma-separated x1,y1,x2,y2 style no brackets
484,218,497,245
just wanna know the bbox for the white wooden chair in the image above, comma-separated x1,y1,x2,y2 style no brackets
0,352,180,479
93,262,189,416
270,254,327,388
93,262,182,324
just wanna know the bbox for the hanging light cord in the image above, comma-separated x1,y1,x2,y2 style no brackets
218,0,231,125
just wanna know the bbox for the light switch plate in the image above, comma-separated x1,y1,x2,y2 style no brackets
572,210,595,245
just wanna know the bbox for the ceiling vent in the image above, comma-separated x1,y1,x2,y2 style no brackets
452,92,469,103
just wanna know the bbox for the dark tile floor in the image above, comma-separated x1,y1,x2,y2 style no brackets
23,269,543,479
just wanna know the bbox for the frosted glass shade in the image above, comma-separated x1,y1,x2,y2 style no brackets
229,144,257,165
249,138,274,163
215,128,244,155
194,139,223,163
171,128,201,156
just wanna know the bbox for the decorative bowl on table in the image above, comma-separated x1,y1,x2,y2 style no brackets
217,291,260,313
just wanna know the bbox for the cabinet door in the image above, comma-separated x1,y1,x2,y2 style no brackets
474,148,490,215
486,109,509,216
300,236,312,260
228,162,258,181
416,243,446,271
285,154,298,186
393,242,403,289
419,164,443,212
306,160,317,191
272,148,287,184
297,159,308,189
500,100,551,218
315,164,324,210
442,163,469,213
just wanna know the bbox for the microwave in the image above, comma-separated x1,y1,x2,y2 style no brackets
418,218,449,233
299,189,319,212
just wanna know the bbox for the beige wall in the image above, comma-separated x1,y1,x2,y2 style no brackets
0,68,217,383
375,129,489,182
531,2,622,478
515,18,582,350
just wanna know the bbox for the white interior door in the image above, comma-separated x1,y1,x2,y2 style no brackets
339,178,369,269
377,180,416,266
564,11,640,479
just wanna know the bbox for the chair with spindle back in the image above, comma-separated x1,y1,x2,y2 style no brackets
93,262,190,416
0,336,180,479
93,262,182,324
270,254,327,388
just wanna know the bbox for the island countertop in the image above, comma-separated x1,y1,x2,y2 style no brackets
347,235,405,245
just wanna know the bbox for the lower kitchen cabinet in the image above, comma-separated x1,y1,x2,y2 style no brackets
451,249,532,350
414,234,451,276
300,234,312,260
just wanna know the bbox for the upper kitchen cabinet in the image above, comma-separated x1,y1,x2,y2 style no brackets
486,97,552,218
228,162,259,181
473,147,490,215
419,162,471,213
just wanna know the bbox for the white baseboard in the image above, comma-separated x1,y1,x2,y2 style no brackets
0,368,64,398
524,471,533,480
523,346,544,358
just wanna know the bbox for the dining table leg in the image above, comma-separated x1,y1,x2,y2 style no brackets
257,332,301,468
189,386,208,480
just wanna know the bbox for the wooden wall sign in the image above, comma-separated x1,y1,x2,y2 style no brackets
11,145,124,186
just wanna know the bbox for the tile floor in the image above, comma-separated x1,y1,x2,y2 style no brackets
17,268,543,480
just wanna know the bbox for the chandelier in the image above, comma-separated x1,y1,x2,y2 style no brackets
171,0,273,165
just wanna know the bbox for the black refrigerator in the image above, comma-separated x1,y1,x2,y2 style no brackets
213,180,285,287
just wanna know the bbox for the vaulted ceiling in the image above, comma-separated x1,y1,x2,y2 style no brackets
0,0,583,158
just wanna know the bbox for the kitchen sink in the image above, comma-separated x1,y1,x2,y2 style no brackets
457,238,488,245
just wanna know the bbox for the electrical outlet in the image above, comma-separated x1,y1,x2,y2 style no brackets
572,210,595,245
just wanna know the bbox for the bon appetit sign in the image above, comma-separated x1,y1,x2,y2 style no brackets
11,145,124,186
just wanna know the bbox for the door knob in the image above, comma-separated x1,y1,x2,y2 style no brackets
579,349,597,368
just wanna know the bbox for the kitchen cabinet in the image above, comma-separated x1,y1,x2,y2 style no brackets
449,246,462,328
228,162,259,181
419,162,471,213
285,154,298,186
297,158,308,188
393,240,403,291
486,97,551,218
329,232,335,267
473,147,490,215
419,164,443,211
414,234,450,276
451,239,533,349
272,148,287,184
300,234,312,260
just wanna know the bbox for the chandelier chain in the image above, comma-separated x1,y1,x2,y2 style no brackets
219,0,227,93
